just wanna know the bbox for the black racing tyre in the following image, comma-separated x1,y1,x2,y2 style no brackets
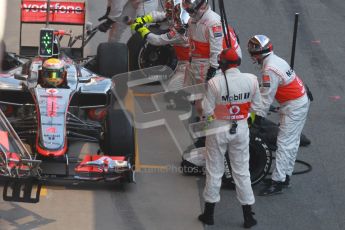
127,33,145,71
181,160,204,176
138,43,177,70
97,42,128,78
248,135,272,184
97,42,129,100
102,109,135,165
222,134,272,186
127,25,177,72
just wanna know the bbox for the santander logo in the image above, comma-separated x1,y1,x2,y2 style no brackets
23,3,83,14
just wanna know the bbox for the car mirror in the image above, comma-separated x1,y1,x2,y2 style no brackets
14,72,28,81
79,77,91,83
85,21,93,33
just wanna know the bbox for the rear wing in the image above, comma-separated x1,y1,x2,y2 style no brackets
19,0,86,57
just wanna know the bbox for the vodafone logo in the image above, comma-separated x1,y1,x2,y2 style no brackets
46,88,59,94
229,105,240,115
23,2,83,14
226,104,240,115
46,126,56,133
21,1,85,27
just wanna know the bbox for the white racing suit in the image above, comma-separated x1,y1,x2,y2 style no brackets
145,11,189,90
202,68,262,204
0,0,5,41
107,0,161,43
0,0,6,68
136,0,162,16
255,52,310,182
185,7,242,85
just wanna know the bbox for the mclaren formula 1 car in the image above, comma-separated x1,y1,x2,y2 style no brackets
1,0,135,203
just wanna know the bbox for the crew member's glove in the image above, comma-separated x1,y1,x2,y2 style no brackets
130,22,143,32
98,6,111,21
206,67,217,81
250,115,264,136
131,23,150,39
98,18,114,33
138,26,150,39
134,14,154,24
204,115,214,128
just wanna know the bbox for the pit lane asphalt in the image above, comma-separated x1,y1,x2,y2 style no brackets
1,1,345,230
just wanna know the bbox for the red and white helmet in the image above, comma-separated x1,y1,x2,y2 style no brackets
182,0,208,19
247,35,273,64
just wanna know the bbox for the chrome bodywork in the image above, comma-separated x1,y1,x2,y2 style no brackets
173,0,190,27
0,54,112,156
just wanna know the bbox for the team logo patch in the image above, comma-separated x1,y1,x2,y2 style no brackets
230,105,240,115
46,127,56,133
46,88,59,94
167,29,176,39
212,25,222,38
262,75,271,87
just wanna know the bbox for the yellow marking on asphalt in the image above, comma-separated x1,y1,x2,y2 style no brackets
124,89,141,171
124,89,168,172
135,163,168,173
124,89,135,114
134,131,141,169
133,92,153,97
138,164,168,169
40,186,48,196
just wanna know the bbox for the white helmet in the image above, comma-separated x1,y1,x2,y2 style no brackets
182,0,208,19
172,0,190,33
247,35,273,64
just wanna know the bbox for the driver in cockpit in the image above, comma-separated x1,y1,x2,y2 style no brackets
40,58,67,88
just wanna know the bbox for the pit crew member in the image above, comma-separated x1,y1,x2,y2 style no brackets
99,0,160,43
247,35,310,196
198,47,261,228
131,0,190,90
182,0,241,85
182,0,241,119
0,0,6,70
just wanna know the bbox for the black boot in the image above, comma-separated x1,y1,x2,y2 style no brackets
259,180,283,196
198,202,215,225
242,205,257,228
284,175,290,188
263,175,290,188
